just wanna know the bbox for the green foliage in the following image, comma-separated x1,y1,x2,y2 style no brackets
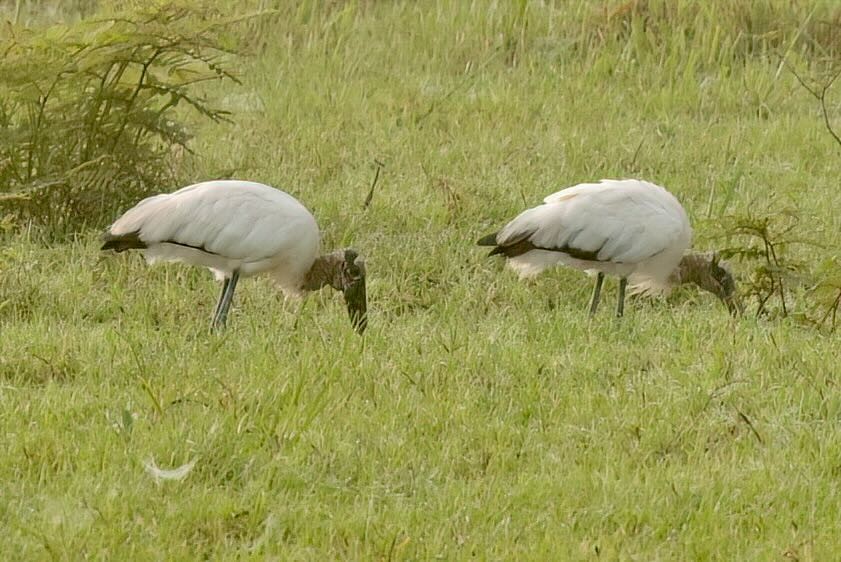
715,207,807,318
3,1,841,559
0,2,247,232
810,257,841,332
712,203,841,330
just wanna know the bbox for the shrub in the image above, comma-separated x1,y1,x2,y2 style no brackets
0,2,252,234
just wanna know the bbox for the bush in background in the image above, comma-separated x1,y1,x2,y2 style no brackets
0,2,251,234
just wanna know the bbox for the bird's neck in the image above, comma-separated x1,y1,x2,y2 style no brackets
671,252,708,288
303,251,344,292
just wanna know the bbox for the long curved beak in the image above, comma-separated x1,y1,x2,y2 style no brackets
343,274,367,334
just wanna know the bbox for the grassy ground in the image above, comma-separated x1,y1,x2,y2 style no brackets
2,1,841,559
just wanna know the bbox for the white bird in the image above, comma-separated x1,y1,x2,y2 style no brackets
477,179,740,316
101,180,367,332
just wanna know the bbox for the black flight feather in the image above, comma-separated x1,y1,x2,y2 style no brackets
478,228,607,262
476,232,499,246
101,231,219,255
101,230,146,252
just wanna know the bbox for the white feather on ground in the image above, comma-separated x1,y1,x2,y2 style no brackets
143,458,197,483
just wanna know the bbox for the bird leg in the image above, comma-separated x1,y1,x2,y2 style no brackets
212,277,231,320
589,272,605,317
617,277,627,318
211,269,240,331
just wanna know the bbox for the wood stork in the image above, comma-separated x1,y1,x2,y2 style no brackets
101,180,367,332
477,179,740,317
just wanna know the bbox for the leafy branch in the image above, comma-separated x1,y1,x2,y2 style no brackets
783,60,841,330
0,3,271,234
714,206,809,319
810,258,841,333
786,61,841,149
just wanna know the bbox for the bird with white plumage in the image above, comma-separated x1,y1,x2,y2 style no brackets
477,179,740,316
101,180,367,332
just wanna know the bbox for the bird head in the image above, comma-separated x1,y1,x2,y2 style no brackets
683,251,743,316
339,249,368,334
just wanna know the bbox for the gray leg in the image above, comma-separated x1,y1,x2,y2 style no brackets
212,277,231,320
617,277,627,318
211,269,240,331
589,272,605,317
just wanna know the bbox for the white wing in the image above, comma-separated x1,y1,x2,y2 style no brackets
108,180,319,261
497,179,690,264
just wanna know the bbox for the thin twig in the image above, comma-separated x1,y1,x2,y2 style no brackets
362,159,384,210
629,137,645,169
788,62,841,149
787,61,820,98
768,240,788,316
736,409,764,444
818,288,841,331
756,272,774,318
818,68,841,149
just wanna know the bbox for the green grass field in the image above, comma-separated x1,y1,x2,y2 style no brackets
2,1,841,559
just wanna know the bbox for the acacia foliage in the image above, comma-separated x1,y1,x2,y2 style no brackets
0,2,252,233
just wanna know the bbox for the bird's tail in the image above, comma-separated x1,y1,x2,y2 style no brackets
101,230,147,252
477,232,508,257
476,232,498,246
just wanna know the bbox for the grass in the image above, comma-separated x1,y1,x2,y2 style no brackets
2,0,841,559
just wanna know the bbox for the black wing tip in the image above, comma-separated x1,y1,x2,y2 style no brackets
477,232,509,258
487,246,506,257
101,230,146,252
476,232,498,246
